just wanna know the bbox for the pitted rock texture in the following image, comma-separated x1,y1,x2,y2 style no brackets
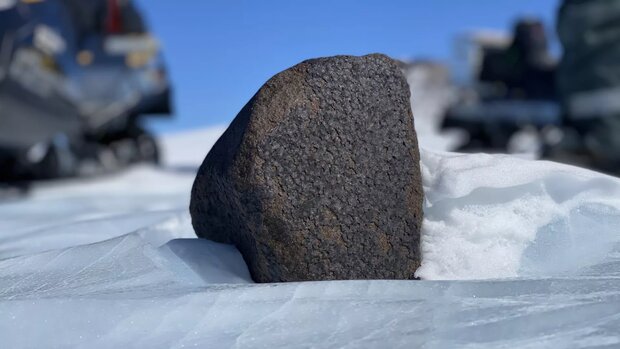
190,54,423,283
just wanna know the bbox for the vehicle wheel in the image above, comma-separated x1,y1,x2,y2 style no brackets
32,142,77,179
135,132,160,164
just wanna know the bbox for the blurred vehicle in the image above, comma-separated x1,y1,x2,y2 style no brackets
441,19,560,155
0,0,172,182
544,0,620,174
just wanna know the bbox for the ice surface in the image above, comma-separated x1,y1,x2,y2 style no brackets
2,274,620,348
2,125,620,347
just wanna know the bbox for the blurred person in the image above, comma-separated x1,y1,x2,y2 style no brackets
548,0,620,172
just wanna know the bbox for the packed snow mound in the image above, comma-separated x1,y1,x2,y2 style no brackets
0,233,251,300
0,168,197,260
419,150,620,280
2,126,620,347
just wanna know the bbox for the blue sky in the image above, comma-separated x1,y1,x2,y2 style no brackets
137,0,560,133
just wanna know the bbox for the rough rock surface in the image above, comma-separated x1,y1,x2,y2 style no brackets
190,54,423,283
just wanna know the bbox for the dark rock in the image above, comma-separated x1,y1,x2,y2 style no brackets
190,54,424,283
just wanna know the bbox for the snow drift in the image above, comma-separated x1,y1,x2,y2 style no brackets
419,150,620,280
1,126,620,347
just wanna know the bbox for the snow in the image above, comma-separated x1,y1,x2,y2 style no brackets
419,150,620,280
2,118,620,346
405,62,467,151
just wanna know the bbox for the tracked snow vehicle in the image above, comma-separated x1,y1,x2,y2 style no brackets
0,0,172,182
441,19,560,155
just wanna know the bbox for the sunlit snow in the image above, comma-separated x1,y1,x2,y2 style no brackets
2,105,620,346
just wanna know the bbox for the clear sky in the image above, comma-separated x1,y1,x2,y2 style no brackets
136,0,561,133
